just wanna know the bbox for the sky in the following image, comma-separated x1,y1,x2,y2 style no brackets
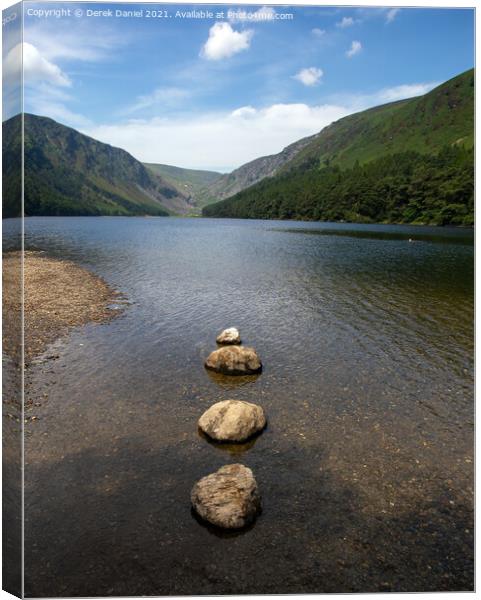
2,2,475,171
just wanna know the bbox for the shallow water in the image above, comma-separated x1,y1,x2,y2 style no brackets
6,216,473,595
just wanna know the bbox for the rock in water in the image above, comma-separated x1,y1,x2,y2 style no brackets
191,464,261,529
198,400,266,442
216,327,241,345
205,346,262,375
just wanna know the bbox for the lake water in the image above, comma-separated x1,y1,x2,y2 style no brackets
7,217,474,595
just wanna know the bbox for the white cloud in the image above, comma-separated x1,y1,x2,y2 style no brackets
293,67,323,87
346,40,362,58
25,24,124,63
337,17,355,28
228,6,276,22
200,22,253,60
376,82,438,102
24,43,72,87
25,82,92,129
29,100,93,129
311,28,326,37
327,80,439,112
231,106,257,118
18,24,126,126
3,43,22,86
4,43,71,87
84,103,351,170
386,8,400,23
120,87,191,115
79,77,439,171
253,6,276,20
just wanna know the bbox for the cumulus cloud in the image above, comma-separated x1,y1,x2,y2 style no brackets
84,103,351,171
337,17,355,28
386,8,400,23
24,43,72,86
4,42,71,87
82,77,439,171
293,67,323,87
3,43,22,85
311,28,326,37
17,25,125,125
346,40,362,58
201,22,253,60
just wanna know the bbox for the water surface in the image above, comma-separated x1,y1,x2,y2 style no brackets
10,217,473,595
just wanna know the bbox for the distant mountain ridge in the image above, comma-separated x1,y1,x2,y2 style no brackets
2,69,474,223
204,69,474,226
144,163,222,208
3,114,195,217
203,133,322,202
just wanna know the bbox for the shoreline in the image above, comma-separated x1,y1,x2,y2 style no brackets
3,215,474,230
3,251,126,362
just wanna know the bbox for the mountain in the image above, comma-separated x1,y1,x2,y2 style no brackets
144,163,222,208
282,68,474,172
203,69,474,226
3,114,195,218
203,133,321,202
2,115,22,219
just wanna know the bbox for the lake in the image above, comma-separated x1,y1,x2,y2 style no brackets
7,216,474,594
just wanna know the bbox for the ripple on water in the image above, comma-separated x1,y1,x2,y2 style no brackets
8,216,472,595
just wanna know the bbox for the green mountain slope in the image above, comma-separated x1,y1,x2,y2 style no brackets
2,115,22,219
3,114,195,217
287,69,474,171
144,163,222,208
204,69,474,226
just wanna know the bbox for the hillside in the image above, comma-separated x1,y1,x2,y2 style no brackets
204,69,474,226
3,114,195,218
285,68,474,172
203,132,321,202
2,115,22,219
144,163,222,208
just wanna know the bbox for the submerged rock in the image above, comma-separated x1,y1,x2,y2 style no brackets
199,400,266,442
191,464,261,529
216,327,241,345
205,346,262,375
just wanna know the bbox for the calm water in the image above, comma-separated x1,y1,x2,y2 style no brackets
8,217,474,595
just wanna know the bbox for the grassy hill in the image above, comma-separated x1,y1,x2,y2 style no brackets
3,114,195,218
204,69,474,226
286,69,474,171
144,163,222,208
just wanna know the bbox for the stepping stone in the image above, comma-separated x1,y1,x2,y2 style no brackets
199,399,266,442
205,345,262,375
191,464,261,529
216,327,241,345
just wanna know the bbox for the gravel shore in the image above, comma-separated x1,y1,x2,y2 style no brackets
3,251,124,361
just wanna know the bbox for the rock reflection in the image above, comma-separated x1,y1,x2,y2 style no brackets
204,369,261,389
197,427,262,455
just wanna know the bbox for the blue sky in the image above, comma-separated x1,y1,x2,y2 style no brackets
3,3,475,171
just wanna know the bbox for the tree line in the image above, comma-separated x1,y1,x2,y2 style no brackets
203,145,473,227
